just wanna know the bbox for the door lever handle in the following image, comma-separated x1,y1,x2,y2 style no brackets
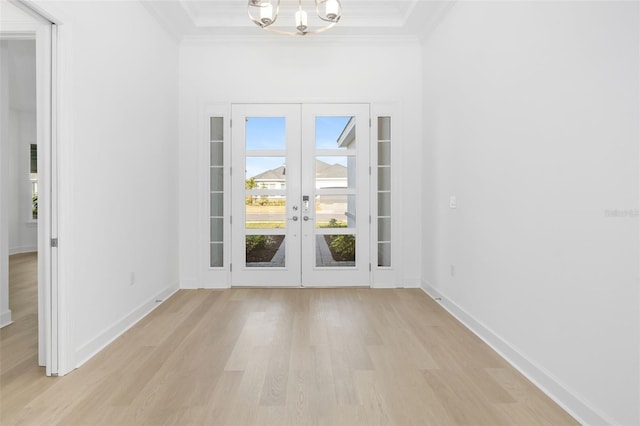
303,216,314,221
290,216,299,221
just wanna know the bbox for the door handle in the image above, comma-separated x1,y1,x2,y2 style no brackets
290,216,299,221
303,216,314,221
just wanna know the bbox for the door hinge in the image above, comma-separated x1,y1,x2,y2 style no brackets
369,166,371,175
230,216,232,225
369,118,372,128
230,119,232,128
369,215,371,224
230,263,232,272
369,263,372,271
51,238,58,248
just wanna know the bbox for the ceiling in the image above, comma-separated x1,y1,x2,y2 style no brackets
144,0,454,40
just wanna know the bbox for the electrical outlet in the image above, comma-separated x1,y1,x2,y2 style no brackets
449,196,457,209
130,272,136,286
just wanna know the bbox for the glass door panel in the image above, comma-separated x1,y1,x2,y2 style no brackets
231,105,301,286
301,104,370,286
245,196,286,229
315,195,355,228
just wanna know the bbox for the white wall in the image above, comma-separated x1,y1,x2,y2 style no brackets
179,37,423,288
36,0,180,370
422,2,639,424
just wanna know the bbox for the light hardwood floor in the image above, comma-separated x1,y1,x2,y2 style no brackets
1,253,577,425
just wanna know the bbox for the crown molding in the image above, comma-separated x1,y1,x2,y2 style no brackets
181,33,422,47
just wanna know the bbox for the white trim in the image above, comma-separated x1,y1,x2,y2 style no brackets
401,0,421,25
181,280,229,290
51,20,73,376
0,30,36,39
637,4,640,420
34,21,53,374
8,246,37,255
420,281,612,426
10,0,62,25
371,282,396,289
0,309,13,328
74,285,179,369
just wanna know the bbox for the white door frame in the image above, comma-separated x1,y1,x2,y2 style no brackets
1,0,61,376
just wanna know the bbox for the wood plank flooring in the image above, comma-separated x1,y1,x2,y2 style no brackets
0,253,578,425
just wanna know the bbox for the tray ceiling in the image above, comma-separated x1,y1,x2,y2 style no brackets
144,0,454,39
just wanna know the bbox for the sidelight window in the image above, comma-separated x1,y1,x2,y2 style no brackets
209,117,224,268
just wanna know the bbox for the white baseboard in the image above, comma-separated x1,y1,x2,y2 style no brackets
402,277,421,288
371,282,398,289
74,284,179,368
0,309,13,328
180,280,229,289
420,280,613,426
9,246,37,255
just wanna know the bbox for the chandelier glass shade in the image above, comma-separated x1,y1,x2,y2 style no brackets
248,0,342,36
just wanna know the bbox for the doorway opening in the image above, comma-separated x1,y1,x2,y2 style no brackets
0,0,59,376
0,37,39,377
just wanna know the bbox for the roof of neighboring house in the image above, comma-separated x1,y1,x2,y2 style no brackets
253,160,346,180
252,165,286,181
318,163,348,179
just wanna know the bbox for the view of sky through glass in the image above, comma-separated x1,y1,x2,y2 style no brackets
246,117,286,150
315,116,351,149
245,115,352,179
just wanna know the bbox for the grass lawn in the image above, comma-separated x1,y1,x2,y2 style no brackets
246,222,285,229
246,221,347,229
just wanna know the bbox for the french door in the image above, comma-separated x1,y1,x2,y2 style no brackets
231,104,370,287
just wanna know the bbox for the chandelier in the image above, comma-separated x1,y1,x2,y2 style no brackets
248,0,342,36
